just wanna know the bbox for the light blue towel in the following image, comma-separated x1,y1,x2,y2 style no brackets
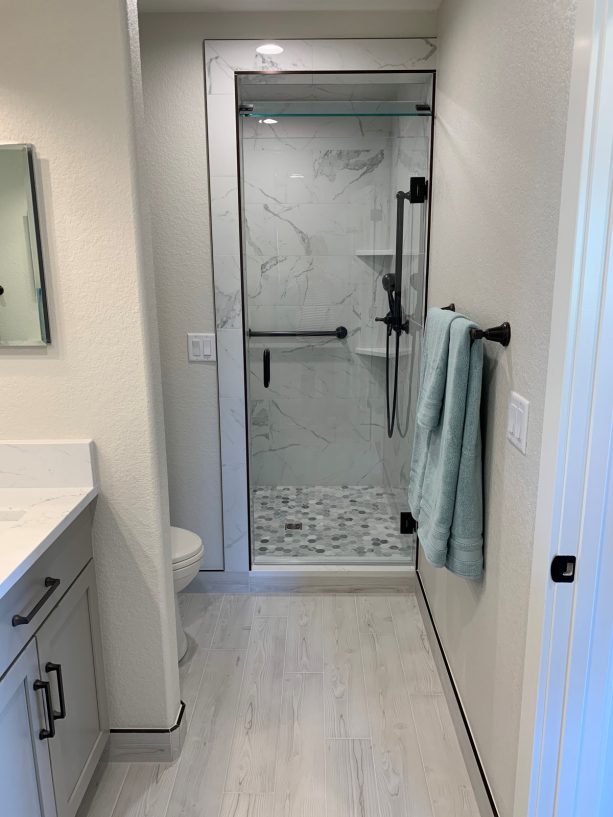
407,307,459,518
408,311,484,579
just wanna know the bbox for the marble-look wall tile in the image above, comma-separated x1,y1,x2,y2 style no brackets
209,176,240,252
205,40,314,95
214,255,242,330
221,461,250,571
219,397,247,467
216,328,245,398
206,94,239,175
310,38,437,71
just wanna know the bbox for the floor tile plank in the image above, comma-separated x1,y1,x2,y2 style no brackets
225,616,287,793
83,762,129,817
410,695,480,817
389,596,442,696
180,593,223,647
323,596,370,738
212,595,256,649
254,595,291,617
357,597,434,817
325,739,380,817
111,763,176,817
285,596,324,673
166,649,246,817
219,793,275,817
272,673,326,817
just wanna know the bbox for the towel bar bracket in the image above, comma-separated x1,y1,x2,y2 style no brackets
470,322,511,347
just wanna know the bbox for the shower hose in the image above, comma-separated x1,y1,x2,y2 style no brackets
385,325,401,438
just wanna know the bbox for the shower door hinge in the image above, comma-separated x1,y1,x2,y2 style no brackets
400,512,418,535
409,176,428,204
551,555,576,583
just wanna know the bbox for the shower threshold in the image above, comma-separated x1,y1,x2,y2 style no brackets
252,485,415,566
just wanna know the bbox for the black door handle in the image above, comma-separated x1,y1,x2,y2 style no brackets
33,679,56,740
12,577,60,626
263,348,270,388
45,662,67,720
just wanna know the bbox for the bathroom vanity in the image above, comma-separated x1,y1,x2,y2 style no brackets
0,442,105,817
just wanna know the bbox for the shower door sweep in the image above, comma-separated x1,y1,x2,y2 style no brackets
237,71,434,565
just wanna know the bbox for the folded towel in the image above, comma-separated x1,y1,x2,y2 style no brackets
407,307,459,519
408,312,484,579
417,307,459,429
447,329,484,577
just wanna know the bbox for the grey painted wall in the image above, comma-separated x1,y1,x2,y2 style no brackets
139,13,437,569
422,0,577,813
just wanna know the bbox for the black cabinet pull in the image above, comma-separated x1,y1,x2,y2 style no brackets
45,662,67,720
12,577,60,626
263,348,271,389
33,679,56,740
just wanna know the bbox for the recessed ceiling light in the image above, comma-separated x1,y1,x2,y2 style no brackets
256,43,284,56
289,173,304,179
258,118,278,125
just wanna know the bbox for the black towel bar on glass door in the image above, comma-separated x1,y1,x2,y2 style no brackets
441,304,511,347
248,326,348,339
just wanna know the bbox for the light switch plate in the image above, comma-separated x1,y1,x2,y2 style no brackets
507,391,529,454
187,333,216,362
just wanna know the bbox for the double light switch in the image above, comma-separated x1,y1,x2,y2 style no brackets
187,333,216,362
507,391,529,454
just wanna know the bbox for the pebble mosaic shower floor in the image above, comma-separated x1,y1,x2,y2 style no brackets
252,485,415,563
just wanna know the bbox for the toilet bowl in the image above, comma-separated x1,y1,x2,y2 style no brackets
171,526,204,662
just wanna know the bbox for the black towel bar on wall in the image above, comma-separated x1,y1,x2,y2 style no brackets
441,304,511,347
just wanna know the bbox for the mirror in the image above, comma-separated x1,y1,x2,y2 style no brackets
0,144,50,346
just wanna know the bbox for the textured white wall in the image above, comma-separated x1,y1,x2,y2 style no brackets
140,16,223,569
421,0,576,813
0,0,180,729
138,13,438,570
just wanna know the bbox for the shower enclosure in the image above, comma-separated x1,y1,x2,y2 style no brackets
236,71,434,565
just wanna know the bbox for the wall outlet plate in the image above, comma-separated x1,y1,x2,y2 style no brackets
507,391,529,454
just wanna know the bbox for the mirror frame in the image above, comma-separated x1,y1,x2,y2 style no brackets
0,143,51,345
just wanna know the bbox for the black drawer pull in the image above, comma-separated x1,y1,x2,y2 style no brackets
33,679,56,740
12,577,60,627
263,348,271,389
45,662,67,720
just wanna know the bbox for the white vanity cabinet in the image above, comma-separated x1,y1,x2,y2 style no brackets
0,511,107,817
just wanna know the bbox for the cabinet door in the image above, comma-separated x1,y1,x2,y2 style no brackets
0,640,57,817
36,561,108,817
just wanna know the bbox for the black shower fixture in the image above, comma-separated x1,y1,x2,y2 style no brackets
376,177,428,438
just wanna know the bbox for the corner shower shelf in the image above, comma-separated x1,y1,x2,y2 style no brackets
355,250,424,258
356,346,412,358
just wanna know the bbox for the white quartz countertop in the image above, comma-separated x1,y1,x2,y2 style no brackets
0,441,98,599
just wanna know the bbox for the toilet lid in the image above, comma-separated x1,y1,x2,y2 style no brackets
171,526,203,565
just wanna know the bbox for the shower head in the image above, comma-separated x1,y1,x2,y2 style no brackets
382,273,396,293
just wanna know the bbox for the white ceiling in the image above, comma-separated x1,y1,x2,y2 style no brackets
139,0,440,12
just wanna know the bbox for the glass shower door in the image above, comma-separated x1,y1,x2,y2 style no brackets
237,72,433,565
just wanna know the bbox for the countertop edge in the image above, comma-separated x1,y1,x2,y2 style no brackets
0,487,98,600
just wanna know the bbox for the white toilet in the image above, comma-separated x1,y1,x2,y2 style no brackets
171,526,204,662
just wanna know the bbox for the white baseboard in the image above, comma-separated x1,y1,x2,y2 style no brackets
188,567,415,594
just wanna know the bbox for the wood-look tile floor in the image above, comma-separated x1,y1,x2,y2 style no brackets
84,593,480,817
